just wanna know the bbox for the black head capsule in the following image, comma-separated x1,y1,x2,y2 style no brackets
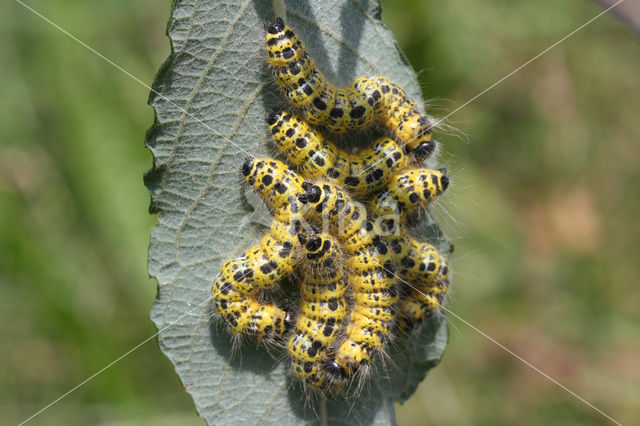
241,157,254,176
266,109,282,125
438,167,450,191
297,232,308,245
305,236,322,252
414,139,436,161
284,311,295,331
306,185,322,204
265,17,285,34
298,181,313,203
323,359,348,380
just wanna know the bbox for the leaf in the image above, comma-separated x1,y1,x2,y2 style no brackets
145,0,449,424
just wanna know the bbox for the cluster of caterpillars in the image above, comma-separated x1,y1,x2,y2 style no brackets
211,17,451,392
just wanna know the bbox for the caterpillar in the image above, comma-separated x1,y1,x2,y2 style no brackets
267,110,408,197
369,168,449,223
365,168,451,333
301,181,367,240
396,239,450,331
288,232,347,388
211,218,300,339
211,158,311,339
300,182,398,381
265,17,437,161
332,236,399,379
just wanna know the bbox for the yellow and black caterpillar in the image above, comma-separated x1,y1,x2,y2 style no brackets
211,218,298,339
268,110,408,197
396,239,450,331
368,168,451,332
301,182,399,381
289,232,347,388
211,158,307,339
265,17,437,162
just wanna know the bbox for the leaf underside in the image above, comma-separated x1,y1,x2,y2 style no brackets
145,0,449,424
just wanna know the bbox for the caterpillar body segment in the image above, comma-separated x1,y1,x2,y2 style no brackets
211,218,302,339
342,220,376,254
289,233,347,388
396,239,450,331
286,69,330,108
370,167,449,220
323,87,373,133
242,157,307,220
346,137,407,196
246,220,301,289
272,52,316,89
333,238,399,378
267,110,341,182
301,82,337,126
265,18,437,161
301,181,367,241
267,111,409,197
352,77,385,116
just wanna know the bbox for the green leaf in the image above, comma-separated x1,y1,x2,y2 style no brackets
145,0,449,424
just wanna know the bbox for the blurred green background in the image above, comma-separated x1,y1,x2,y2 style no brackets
1,0,638,424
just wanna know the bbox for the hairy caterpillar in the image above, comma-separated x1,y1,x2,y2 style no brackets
369,168,449,222
396,239,450,331
289,233,347,388
265,17,436,161
211,158,309,339
301,182,398,381
241,157,307,221
332,236,398,379
366,169,451,332
267,110,408,197
211,219,300,339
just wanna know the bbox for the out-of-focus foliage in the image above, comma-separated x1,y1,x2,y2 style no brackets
1,0,638,425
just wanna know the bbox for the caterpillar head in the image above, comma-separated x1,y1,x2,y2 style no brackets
302,234,339,268
241,156,254,178
301,182,322,205
413,138,437,162
398,113,435,159
264,17,285,34
438,167,450,193
322,359,349,383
